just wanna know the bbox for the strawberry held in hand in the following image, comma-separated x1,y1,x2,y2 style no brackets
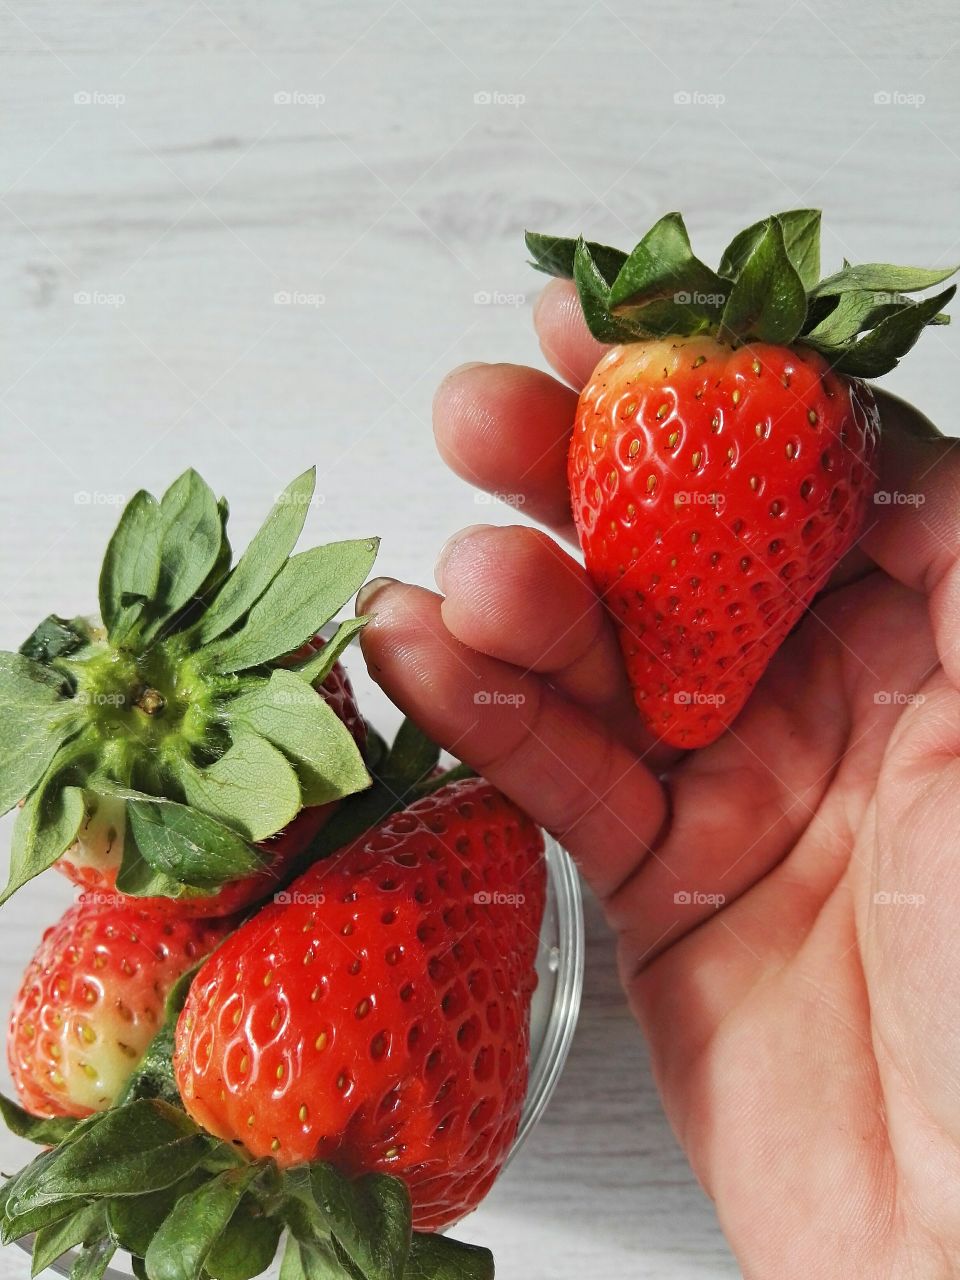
0,468,375,911
527,211,957,746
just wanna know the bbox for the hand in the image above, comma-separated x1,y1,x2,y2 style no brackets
357,279,960,1279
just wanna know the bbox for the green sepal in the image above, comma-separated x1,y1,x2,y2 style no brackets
228,670,371,808
719,217,807,345
811,261,959,298
607,212,729,333
402,1234,495,1280
111,788,264,890
174,733,302,843
289,618,368,686
0,651,82,817
572,240,645,344
804,285,956,376
69,1230,117,1280
0,1091,80,1146
139,470,224,643
98,489,163,645
117,960,206,1109
198,470,317,646
524,229,626,284
528,210,955,375
32,1202,107,1277
200,539,379,676
19,615,90,666
106,1172,209,1257
205,1194,285,1280
1,761,87,906
719,209,821,290
144,1164,268,1280
307,1164,412,1280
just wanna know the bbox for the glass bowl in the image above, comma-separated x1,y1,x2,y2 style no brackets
9,836,583,1278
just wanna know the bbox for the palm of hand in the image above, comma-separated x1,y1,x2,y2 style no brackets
357,280,960,1278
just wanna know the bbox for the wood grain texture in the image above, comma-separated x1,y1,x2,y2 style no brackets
1,1,958,1276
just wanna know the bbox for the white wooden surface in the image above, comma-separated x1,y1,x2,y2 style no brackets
2,2,958,1276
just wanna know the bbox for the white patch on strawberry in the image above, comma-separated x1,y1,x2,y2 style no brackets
59,794,126,880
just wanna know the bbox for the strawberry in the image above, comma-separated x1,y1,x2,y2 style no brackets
527,211,957,746
174,777,546,1232
0,468,376,911
55,635,368,918
8,896,229,1119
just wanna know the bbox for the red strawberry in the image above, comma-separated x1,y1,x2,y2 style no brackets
174,777,546,1231
8,897,230,1119
527,212,956,746
56,636,367,918
0,468,375,913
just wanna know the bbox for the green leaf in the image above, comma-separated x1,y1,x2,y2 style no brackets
608,213,728,328
107,1172,208,1257
6,1101,209,1212
524,230,627,284
1,774,85,906
719,210,821,289
123,792,263,887
309,1165,411,1280
199,470,318,645
140,471,223,642
32,1202,106,1277
811,261,958,298
571,240,644,344
289,618,368,686
98,489,163,644
145,1164,265,1280
402,1234,495,1280
719,217,807,345
279,1236,309,1280
69,1232,116,1280
202,539,379,675
19,615,89,665
382,718,441,791
0,1091,80,1145
176,733,302,842
0,652,82,817
227,670,370,808
205,1195,284,1280
814,285,957,377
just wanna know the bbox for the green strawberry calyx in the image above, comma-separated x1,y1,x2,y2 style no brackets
0,967,494,1280
0,468,377,906
526,210,958,377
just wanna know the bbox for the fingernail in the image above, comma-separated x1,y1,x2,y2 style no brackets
356,576,397,616
434,526,484,590
445,361,486,380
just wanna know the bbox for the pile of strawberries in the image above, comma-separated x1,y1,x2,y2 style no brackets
0,471,546,1280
